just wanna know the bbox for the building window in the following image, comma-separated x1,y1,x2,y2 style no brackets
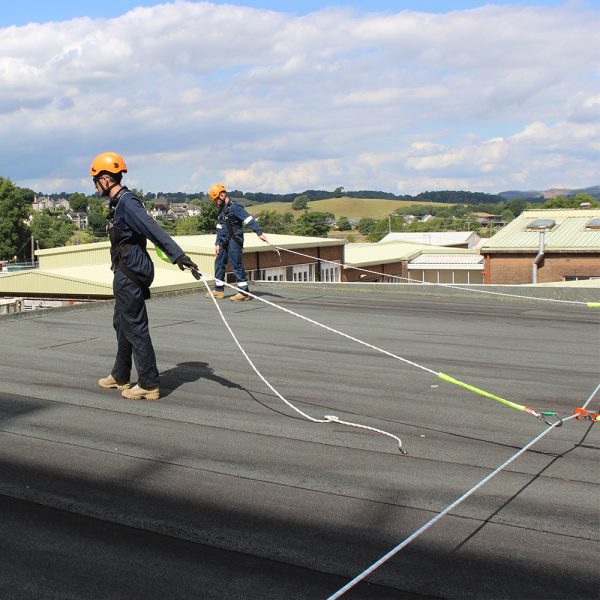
292,264,311,282
564,275,600,281
320,262,340,282
259,267,286,281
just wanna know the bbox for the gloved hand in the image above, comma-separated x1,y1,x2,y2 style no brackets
176,254,198,271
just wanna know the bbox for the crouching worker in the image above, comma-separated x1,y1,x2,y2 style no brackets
205,183,269,301
91,152,198,401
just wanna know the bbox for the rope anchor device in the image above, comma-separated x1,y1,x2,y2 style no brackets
573,408,600,422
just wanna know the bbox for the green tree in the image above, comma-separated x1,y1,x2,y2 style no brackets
69,193,89,213
87,198,107,236
336,216,352,231
175,217,201,235
67,230,96,245
356,217,377,235
294,211,333,237
333,186,344,198
366,219,390,242
255,210,294,234
501,209,515,224
506,198,528,217
540,195,599,209
0,177,31,260
30,212,76,248
196,198,219,233
156,216,176,235
291,195,309,210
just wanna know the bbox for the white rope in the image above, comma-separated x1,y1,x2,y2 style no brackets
273,245,590,306
209,276,439,378
327,380,600,598
201,279,405,452
327,412,579,599
581,381,600,410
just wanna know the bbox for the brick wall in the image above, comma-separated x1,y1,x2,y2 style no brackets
242,245,344,274
484,252,600,284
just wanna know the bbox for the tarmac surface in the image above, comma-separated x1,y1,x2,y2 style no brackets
0,282,599,600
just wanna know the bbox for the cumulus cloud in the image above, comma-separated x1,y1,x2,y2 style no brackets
0,1,598,194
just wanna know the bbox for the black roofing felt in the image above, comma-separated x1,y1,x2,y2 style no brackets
0,284,598,599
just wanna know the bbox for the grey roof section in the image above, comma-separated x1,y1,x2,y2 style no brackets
0,284,598,599
481,208,600,251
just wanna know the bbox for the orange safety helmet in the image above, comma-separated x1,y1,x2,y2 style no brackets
90,152,127,177
208,183,226,201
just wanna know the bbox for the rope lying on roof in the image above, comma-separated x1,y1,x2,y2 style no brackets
182,263,562,427
200,277,406,453
326,379,600,598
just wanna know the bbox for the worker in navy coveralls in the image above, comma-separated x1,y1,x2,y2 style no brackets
91,152,198,401
205,183,269,301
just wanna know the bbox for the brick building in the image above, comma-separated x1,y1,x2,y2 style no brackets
343,242,484,284
479,209,600,284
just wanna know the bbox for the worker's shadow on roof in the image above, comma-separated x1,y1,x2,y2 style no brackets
159,361,242,397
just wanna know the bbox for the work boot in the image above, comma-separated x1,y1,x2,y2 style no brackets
230,292,251,302
121,384,160,401
98,374,131,391
205,290,225,299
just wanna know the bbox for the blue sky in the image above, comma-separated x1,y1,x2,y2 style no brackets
1,1,599,195
1,0,589,26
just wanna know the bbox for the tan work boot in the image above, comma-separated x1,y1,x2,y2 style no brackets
230,292,251,302
205,290,225,299
121,384,160,401
98,374,132,391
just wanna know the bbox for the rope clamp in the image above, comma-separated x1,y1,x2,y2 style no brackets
573,408,600,422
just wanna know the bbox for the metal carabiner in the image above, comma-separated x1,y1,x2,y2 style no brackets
538,411,563,427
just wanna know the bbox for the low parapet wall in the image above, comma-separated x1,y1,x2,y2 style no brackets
254,281,600,304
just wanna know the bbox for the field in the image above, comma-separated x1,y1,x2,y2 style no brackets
247,196,452,220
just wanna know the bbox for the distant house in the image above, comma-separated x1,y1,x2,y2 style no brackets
479,208,600,284
66,211,88,230
149,205,167,219
186,205,201,217
474,212,502,226
32,196,70,212
168,205,188,220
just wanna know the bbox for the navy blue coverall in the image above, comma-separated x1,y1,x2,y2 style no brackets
214,199,263,294
108,188,185,389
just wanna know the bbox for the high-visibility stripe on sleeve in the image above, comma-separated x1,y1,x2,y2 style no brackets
216,223,223,229
243,215,253,225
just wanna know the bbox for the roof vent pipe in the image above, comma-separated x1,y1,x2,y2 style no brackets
532,229,545,284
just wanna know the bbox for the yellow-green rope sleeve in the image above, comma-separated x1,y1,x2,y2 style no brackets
587,302,600,309
438,372,526,412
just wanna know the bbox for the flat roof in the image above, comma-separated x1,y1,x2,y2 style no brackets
0,284,597,598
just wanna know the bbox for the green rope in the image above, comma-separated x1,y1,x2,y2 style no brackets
438,372,528,412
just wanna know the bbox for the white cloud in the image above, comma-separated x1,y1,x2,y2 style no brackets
2,1,599,195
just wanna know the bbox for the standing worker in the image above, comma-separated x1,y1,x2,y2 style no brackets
206,183,269,301
91,152,198,401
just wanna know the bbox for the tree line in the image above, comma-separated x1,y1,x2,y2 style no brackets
1,174,598,261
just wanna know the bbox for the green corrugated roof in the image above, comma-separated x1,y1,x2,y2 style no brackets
480,209,600,252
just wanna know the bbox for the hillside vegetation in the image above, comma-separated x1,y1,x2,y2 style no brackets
251,196,452,219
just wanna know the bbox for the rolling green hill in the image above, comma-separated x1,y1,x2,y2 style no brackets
249,196,452,219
